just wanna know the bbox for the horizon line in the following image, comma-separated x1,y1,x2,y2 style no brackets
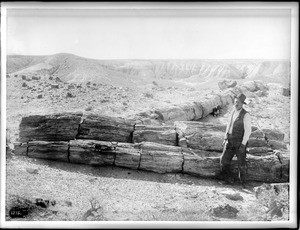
6,52,291,61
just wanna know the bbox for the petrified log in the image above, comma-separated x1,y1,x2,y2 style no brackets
69,140,115,166
275,151,290,182
27,141,69,162
139,142,183,173
133,125,177,146
114,142,141,170
175,121,287,151
248,147,273,156
175,121,227,151
193,102,204,120
155,105,194,124
76,114,135,142
200,95,222,117
216,94,227,107
251,129,285,141
244,154,284,182
19,112,83,142
248,138,287,149
241,81,257,92
182,152,221,177
183,152,287,182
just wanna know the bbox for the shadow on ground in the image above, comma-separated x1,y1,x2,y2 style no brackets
11,155,263,194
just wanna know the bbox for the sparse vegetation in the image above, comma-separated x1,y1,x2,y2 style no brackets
5,54,292,222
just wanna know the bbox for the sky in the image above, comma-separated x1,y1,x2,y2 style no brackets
3,3,294,60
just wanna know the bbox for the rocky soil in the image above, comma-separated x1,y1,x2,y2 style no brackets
4,55,292,223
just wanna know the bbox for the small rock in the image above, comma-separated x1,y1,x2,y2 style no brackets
211,204,239,218
224,192,244,201
26,168,38,174
282,88,290,97
191,193,198,198
65,201,72,207
35,198,50,208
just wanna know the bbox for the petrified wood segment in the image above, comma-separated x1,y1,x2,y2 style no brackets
183,153,221,177
69,140,115,166
114,142,141,169
27,141,69,162
175,121,287,151
243,155,284,182
156,106,194,124
182,147,222,157
193,102,204,120
247,147,273,155
139,142,183,173
76,114,135,142
200,95,222,117
248,138,287,149
133,125,177,146
19,112,83,142
175,121,227,151
13,142,28,156
251,129,285,142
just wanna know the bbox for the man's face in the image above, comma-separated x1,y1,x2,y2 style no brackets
234,98,243,110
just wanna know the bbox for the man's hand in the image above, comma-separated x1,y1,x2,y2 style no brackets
238,144,246,153
222,139,227,146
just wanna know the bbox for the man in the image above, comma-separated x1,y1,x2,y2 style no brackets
220,93,251,188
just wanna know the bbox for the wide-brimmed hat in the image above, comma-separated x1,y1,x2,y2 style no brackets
235,93,247,104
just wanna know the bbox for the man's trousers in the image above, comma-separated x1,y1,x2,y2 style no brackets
220,139,247,183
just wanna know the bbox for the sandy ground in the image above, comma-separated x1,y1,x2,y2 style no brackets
4,74,291,223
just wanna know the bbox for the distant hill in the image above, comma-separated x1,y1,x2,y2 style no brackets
7,53,291,86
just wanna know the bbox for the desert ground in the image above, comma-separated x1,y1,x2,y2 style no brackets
4,54,292,223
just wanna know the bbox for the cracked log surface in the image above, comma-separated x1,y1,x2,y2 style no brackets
27,141,69,162
133,125,177,146
76,114,135,142
19,112,83,142
138,142,183,174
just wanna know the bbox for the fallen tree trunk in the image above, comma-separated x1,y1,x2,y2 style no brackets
76,114,135,142
175,121,287,151
13,140,288,182
19,112,83,142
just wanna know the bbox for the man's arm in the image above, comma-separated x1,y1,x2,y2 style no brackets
224,108,234,139
242,112,251,145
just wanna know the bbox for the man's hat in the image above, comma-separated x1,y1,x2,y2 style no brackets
235,93,247,104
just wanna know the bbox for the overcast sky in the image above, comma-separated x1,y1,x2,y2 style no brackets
4,3,293,60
